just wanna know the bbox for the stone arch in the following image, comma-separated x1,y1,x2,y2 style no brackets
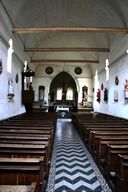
49,71,77,102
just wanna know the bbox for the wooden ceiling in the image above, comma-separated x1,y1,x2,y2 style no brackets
1,0,128,74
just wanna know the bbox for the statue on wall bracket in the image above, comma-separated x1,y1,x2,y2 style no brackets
7,79,15,101
104,88,108,103
124,79,128,99
0,60,3,75
115,75,119,86
114,90,118,102
96,89,101,103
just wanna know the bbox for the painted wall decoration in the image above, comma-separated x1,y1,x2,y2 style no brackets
39,86,45,108
101,83,104,90
8,79,15,101
114,90,118,102
115,75,119,85
15,73,19,83
29,82,33,90
96,89,101,103
104,88,108,103
39,86,45,101
124,79,128,99
82,86,88,101
0,60,3,75
8,80,14,94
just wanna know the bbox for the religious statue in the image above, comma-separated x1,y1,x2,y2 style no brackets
29,82,33,90
97,89,101,102
62,89,66,101
124,79,128,99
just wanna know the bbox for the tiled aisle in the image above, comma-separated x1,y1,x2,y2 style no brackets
46,119,112,192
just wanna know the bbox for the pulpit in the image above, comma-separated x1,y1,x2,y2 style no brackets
22,90,34,103
22,68,35,113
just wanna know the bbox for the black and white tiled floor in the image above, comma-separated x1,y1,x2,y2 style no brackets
46,119,112,192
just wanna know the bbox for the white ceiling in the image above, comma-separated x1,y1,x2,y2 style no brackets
1,0,128,74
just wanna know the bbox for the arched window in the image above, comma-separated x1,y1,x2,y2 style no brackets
66,88,73,100
7,39,13,73
94,70,98,83
105,59,109,81
94,70,99,89
57,88,62,100
23,61,27,89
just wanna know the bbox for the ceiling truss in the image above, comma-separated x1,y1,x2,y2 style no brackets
24,47,110,52
12,27,128,33
31,59,99,64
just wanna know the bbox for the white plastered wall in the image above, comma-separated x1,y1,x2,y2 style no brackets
93,34,128,119
33,64,93,105
0,4,30,120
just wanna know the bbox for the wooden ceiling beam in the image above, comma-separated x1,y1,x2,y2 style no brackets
24,47,110,52
12,27,128,33
31,59,99,64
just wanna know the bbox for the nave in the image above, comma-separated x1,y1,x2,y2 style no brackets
46,119,112,192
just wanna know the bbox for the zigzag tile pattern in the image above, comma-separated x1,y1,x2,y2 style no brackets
46,119,112,192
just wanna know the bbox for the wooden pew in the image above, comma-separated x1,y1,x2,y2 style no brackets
0,128,53,143
0,115,56,133
0,143,47,155
88,130,128,153
88,129,128,153
0,158,44,192
0,132,51,140
0,111,57,192
95,136,128,164
0,122,54,129
2,119,54,127
0,124,54,131
85,126,128,141
72,112,128,192
0,133,52,152
81,123,128,138
104,144,128,178
0,124,55,139
0,182,36,192
88,128,128,141
0,128,51,135
115,154,128,192
0,136,51,160
0,143,49,177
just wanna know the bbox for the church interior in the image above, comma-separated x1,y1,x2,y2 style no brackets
0,0,128,191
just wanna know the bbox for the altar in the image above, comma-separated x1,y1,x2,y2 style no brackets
55,104,71,118
56,105,69,112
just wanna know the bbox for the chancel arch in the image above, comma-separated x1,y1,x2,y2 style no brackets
49,71,77,102
48,71,78,111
